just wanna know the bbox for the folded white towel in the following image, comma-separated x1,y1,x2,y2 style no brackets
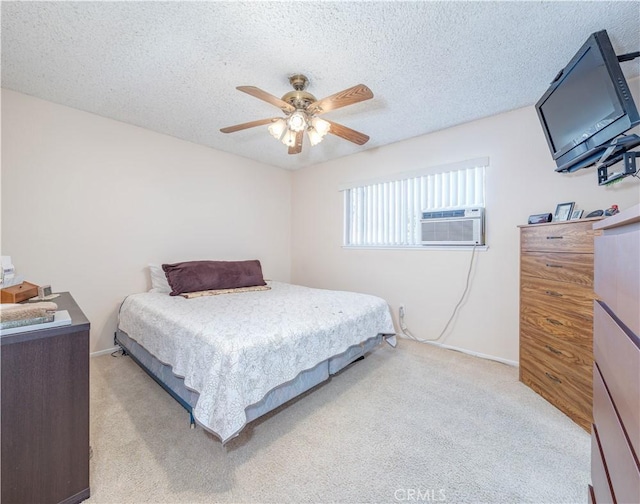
0,301,58,322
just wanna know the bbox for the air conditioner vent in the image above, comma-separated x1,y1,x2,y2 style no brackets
422,209,466,219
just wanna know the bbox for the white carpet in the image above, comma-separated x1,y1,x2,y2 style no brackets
87,339,590,503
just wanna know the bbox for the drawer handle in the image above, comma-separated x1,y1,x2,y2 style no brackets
545,344,562,355
545,263,563,268
546,318,563,326
546,236,564,240
545,372,562,384
544,290,563,297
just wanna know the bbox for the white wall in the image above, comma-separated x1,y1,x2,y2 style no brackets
291,79,640,363
4,78,639,362
1,89,292,353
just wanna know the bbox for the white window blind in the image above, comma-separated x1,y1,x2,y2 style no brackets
343,163,486,247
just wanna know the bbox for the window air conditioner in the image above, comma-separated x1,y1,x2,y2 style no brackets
420,207,485,246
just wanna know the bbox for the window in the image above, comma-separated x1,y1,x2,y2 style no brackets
342,158,487,247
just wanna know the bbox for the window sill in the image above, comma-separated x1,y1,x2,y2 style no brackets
342,245,489,251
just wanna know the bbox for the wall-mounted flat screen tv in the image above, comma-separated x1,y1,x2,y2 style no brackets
536,30,639,173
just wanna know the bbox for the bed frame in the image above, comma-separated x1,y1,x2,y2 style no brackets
114,329,387,439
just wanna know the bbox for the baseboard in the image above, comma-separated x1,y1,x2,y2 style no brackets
398,335,518,367
91,346,119,358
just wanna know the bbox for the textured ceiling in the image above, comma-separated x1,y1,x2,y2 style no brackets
2,1,639,170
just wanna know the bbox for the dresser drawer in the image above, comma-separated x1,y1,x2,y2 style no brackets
593,364,640,504
594,235,618,315
521,221,597,253
520,276,594,315
594,227,640,336
520,347,591,430
591,427,615,504
520,301,593,352
594,301,640,458
521,252,594,287
520,322,591,371
520,338,592,391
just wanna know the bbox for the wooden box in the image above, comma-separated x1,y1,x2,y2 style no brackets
1,282,39,303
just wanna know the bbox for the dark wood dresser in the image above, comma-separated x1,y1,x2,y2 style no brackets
519,218,602,431
1,292,90,504
590,205,640,504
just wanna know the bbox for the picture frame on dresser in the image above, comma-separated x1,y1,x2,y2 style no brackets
554,201,575,221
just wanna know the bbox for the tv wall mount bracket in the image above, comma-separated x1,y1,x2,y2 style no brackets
617,51,640,63
594,50,640,185
596,134,640,185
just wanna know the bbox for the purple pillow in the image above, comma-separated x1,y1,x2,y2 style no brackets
162,260,266,296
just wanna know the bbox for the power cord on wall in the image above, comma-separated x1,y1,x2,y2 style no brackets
399,244,477,343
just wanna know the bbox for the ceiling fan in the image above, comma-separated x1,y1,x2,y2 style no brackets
220,74,373,155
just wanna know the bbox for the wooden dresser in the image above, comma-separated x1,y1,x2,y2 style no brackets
1,293,90,504
519,218,601,431
590,205,640,504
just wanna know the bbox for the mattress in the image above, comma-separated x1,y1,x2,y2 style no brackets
118,281,395,442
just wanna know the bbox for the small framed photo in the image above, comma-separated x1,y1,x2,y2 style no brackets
38,285,52,299
554,202,575,222
570,209,584,220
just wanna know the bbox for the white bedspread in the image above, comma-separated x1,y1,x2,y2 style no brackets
118,281,395,442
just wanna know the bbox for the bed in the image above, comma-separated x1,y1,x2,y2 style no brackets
116,280,396,443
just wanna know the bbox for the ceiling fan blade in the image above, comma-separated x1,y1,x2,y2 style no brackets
220,118,279,134
237,86,295,113
288,131,304,155
325,120,370,145
306,84,373,115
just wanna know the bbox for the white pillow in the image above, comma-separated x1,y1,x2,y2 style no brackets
148,264,171,293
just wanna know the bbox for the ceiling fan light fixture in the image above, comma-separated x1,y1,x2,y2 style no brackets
311,117,331,137
288,110,307,132
268,118,287,139
282,129,297,147
307,127,324,146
